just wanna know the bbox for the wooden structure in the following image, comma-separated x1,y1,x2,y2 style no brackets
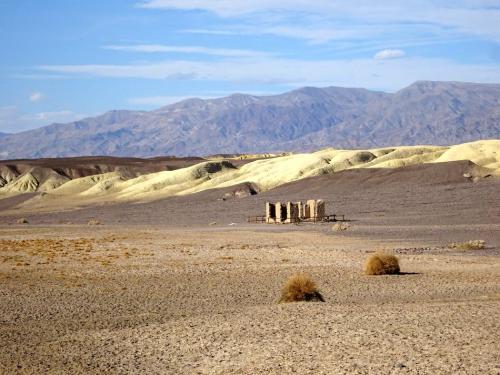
247,213,345,224
264,199,326,224
247,199,346,224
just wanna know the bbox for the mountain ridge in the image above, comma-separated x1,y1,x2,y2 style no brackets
1,80,499,159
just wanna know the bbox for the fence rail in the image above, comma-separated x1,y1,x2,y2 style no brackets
247,214,345,224
247,215,266,223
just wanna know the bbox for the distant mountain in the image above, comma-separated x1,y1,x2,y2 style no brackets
1,81,499,159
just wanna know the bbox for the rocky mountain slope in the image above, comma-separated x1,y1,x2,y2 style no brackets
1,81,499,158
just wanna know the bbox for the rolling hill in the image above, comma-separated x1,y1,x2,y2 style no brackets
1,140,498,209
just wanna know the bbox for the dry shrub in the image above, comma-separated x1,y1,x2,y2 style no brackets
448,240,485,250
279,273,325,303
364,253,400,275
332,222,350,232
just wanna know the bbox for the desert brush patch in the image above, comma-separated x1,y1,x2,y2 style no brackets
279,273,325,303
447,240,486,250
364,253,400,275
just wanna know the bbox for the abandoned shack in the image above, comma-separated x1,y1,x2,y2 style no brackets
265,199,326,223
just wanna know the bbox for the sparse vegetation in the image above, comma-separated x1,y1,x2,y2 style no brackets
332,222,350,231
447,240,486,250
279,273,325,303
364,253,400,275
0,237,137,267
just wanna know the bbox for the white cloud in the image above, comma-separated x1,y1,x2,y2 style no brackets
137,0,499,20
12,74,69,80
181,25,464,46
38,56,500,92
104,44,271,58
136,0,303,16
138,1,500,43
29,91,44,102
182,23,450,45
0,106,89,133
374,49,406,60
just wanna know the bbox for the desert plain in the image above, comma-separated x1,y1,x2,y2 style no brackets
0,143,499,374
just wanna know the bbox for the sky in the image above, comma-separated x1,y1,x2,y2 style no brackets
1,0,500,133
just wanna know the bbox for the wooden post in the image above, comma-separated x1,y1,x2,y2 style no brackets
276,202,282,223
296,201,303,219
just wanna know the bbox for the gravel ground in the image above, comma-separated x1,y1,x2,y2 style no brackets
0,226,499,374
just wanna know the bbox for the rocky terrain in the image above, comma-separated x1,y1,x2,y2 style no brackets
1,81,499,158
0,217,498,373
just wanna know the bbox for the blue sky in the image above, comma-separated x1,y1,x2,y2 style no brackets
1,0,500,133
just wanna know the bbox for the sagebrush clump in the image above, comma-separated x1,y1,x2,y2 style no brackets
279,273,325,303
364,253,400,275
448,240,485,250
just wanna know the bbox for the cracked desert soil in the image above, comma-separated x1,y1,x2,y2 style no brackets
0,223,499,374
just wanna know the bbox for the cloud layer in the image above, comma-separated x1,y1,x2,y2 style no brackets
104,44,271,58
39,56,500,92
138,0,500,43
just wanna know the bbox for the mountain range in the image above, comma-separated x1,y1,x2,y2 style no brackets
1,80,499,159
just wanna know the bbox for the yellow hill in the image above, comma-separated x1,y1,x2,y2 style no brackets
6,140,500,204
